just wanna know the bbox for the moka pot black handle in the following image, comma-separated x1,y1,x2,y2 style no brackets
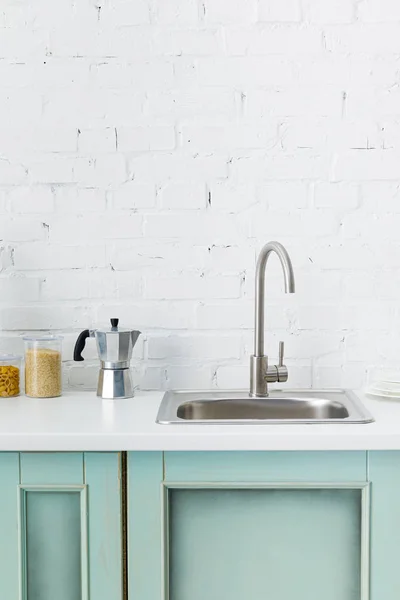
73,330,90,362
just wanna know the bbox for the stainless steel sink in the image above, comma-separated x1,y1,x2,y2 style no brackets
156,389,374,424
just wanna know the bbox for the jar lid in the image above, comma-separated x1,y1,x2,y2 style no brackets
0,353,22,363
22,335,64,341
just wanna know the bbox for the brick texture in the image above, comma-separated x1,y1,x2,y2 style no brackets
0,0,398,391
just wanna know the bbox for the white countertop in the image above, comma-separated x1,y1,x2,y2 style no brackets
0,390,400,451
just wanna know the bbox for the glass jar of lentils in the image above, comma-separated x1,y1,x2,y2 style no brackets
23,335,63,398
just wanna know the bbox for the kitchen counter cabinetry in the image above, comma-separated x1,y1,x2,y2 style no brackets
1,444,400,598
0,452,123,600
128,451,400,600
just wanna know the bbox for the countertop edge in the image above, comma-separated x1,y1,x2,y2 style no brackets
0,389,399,451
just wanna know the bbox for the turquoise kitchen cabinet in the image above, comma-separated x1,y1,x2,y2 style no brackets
2,450,400,600
0,452,123,600
128,451,400,600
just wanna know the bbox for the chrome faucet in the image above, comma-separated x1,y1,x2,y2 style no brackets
250,241,295,397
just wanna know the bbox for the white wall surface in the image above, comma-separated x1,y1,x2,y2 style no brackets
1,0,399,391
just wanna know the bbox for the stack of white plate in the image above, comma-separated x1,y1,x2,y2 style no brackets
366,369,400,399
367,381,400,399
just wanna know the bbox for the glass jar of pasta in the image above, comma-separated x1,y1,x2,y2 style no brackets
24,336,63,398
0,354,21,397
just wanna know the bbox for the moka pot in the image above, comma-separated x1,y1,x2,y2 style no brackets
74,318,141,399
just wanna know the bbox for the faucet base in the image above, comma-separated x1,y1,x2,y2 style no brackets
250,355,289,398
250,355,269,397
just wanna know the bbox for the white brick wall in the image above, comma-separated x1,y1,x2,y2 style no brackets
1,0,399,391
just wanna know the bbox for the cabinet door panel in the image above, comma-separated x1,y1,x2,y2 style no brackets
25,491,82,600
169,488,362,600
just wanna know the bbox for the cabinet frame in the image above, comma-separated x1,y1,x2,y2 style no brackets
0,452,123,600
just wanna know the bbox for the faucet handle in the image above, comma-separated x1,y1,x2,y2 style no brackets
279,341,284,367
277,341,288,383
266,341,289,384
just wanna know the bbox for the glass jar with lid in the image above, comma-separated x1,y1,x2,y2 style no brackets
0,354,22,397
23,335,63,398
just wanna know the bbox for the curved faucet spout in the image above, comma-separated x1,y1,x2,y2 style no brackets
250,241,295,397
254,241,295,357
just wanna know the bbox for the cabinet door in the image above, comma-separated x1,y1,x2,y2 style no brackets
369,451,400,600
0,452,123,600
128,451,369,600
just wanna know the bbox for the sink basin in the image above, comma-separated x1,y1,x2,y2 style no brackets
156,389,374,424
